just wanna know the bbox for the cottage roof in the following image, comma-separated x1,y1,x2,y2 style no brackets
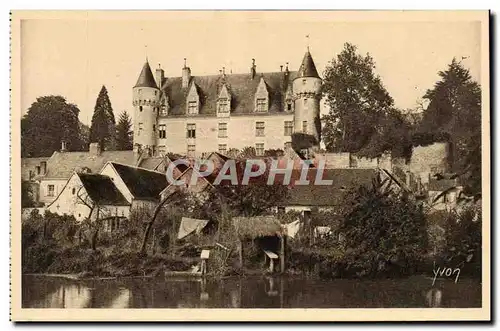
233,216,283,239
138,156,170,172
297,50,320,78
111,162,167,200
134,61,158,88
284,168,377,207
161,71,297,116
44,151,135,179
428,179,459,192
78,173,130,206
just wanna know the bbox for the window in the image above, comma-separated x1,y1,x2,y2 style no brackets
304,98,308,106
138,123,143,136
302,120,308,133
36,166,40,175
302,79,307,84
138,89,142,95
218,144,227,155
255,143,265,156
187,123,196,138
287,101,292,111
217,98,229,113
153,124,156,132
301,149,309,159
218,122,228,138
158,145,166,156
72,188,76,195
256,121,265,137
284,121,293,136
187,144,196,157
47,185,55,197
158,124,166,139
139,106,143,112
154,90,157,96
256,98,267,112
188,101,198,114
284,142,292,150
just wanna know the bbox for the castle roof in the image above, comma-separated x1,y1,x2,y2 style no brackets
297,50,320,78
161,71,298,116
134,61,158,88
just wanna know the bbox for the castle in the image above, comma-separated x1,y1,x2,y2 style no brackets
132,48,322,158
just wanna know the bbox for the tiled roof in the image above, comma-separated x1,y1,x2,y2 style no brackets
138,156,168,172
297,50,320,78
284,168,377,207
78,173,130,206
44,151,135,179
161,71,298,116
111,162,167,200
134,61,158,88
21,157,49,181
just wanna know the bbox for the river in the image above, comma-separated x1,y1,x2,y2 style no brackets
22,274,481,308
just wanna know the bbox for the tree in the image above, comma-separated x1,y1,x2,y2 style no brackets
21,95,85,157
89,85,116,150
21,181,35,208
322,43,394,154
339,174,428,277
115,111,133,150
416,58,481,194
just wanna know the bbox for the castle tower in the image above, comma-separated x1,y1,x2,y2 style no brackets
292,49,322,149
132,60,160,155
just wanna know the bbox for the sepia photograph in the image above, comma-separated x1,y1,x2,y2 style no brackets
10,10,490,321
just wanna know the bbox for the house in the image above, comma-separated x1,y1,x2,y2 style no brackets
46,172,130,222
427,178,463,211
99,162,168,210
37,143,136,205
279,168,378,214
21,157,49,204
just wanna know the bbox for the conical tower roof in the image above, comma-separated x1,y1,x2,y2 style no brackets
297,50,320,78
134,61,157,88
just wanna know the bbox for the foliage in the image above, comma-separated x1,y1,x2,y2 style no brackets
207,160,290,217
264,149,285,157
291,133,317,154
115,111,133,150
21,95,86,157
322,42,394,154
416,58,481,195
338,174,428,277
89,85,116,150
21,181,35,208
442,205,481,274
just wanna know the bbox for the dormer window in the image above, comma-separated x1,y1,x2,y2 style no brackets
187,101,198,115
186,83,200,115
217,98,229,113
256,98,267,112
254,76,269,113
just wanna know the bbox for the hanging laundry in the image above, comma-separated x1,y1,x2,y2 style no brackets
177,217,209,240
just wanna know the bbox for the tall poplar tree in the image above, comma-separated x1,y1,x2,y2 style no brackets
89,85,116,150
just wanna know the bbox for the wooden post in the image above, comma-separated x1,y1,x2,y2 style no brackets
280,235,285,273
238,239,243,269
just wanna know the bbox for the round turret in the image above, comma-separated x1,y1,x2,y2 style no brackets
293,50,322,147
132,61,160,152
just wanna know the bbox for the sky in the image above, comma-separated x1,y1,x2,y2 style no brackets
20,11,482,126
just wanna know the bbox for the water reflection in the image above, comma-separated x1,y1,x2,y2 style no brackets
22,275,481,309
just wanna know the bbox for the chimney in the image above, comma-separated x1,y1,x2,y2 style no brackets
155,63,165,89
60,140,67,152
182,58,191,89
280,65,283,72
89,142,101,157
40,161,47,175
250,59,256,79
